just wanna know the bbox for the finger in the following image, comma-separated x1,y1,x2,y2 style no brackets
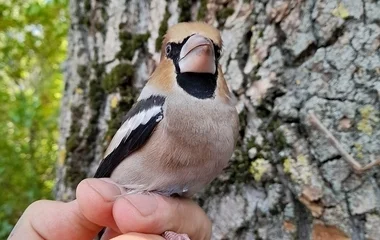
9,200,100,240
9,178,122,240
113,194,212,240
76,178,123,231
111,233,164,240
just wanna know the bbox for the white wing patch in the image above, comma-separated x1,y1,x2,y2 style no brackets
104,106,162,157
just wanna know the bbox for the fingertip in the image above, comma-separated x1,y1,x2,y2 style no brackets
76,178,121,229
77,178,121,202
113,194,165,234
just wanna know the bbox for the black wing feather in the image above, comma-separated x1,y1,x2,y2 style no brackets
94,95,165,178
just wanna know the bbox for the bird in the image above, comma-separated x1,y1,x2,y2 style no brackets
94,22,239,239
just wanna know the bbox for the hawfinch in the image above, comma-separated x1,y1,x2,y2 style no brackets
94,22,239,239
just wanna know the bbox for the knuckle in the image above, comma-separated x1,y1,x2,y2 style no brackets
27,200,50,211
24,200,53,217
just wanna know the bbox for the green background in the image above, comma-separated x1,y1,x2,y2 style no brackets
0,0,68,238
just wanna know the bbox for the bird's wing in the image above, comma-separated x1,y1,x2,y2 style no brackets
94,95,165,178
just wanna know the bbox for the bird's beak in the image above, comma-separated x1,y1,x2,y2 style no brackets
178,34,216,74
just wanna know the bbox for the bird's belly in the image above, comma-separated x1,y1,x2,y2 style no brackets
156,125,234,196
111,123,234,196
110,100,237,196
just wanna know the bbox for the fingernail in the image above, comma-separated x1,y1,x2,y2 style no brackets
123,194,158,217
87,178,121,201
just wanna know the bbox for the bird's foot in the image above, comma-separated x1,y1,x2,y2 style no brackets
162,231,190,240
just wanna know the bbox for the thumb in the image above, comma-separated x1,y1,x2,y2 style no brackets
112,194,212,240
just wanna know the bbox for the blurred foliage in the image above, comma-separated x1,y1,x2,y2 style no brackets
0,0,68,237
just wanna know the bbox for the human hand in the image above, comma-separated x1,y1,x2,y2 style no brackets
8,178,211,240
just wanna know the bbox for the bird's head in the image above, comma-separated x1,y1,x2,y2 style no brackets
148,22,227,100
160,22,222,75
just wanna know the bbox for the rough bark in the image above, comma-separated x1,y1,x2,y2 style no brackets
57,0,380,239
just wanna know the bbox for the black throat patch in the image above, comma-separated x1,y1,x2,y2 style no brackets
176,72,217,99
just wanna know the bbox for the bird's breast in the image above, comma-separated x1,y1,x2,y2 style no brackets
160,93,237,165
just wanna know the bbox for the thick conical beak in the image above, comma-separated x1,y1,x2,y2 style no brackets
178,34,216,74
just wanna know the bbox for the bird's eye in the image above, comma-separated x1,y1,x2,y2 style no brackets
215,48,221,59
165,44,172,56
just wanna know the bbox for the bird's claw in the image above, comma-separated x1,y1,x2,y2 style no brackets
162,231,190,240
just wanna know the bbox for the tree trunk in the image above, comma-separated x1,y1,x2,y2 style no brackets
57,0,380,239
